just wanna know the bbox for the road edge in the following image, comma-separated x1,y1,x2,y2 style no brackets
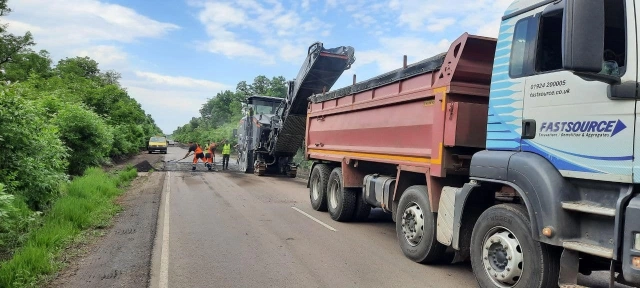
149,171,170,288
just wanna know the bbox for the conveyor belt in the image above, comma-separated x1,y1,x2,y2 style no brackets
271,42,355,155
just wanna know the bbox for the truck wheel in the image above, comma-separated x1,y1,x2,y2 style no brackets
352,190,371,221
309,164,331,211
470,204,560,288
396,185,447,263
326,167,356,222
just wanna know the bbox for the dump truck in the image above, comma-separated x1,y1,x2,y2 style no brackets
304,0,640,287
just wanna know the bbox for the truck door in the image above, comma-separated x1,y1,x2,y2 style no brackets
516,0,637,183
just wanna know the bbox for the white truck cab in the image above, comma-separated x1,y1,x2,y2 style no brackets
473,0,640,286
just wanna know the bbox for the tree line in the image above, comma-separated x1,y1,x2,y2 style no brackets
172,75,287,146
0,0,161,257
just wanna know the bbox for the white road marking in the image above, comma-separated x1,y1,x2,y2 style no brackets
291,207,337,232
159,172,171,288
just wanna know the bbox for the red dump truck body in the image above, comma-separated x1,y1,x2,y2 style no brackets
306,34,496,205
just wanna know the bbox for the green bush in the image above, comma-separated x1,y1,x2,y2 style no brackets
0,166,137,287
0,89,69,210
53,104,113,176
0,184,39,256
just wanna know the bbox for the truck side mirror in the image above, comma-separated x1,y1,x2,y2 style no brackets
232,129,237,138
562,0,605,73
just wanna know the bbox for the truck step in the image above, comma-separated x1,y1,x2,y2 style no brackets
559,285,589,288
562,241,614,259
561,201,616,217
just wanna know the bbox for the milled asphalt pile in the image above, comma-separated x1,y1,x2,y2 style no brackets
134,160,155,172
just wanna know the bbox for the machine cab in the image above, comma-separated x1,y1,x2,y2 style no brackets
237,96,285,150
488,0,638,183
245,95,283,116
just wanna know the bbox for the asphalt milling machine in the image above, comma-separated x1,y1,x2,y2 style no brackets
234,42,356,177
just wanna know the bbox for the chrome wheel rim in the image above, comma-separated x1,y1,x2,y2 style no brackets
481,226,524,287
401,202,424,246
311,175,320,201
328,179,339,209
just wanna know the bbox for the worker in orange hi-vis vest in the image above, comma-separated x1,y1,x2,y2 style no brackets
183,141,205,171
205,140,217,171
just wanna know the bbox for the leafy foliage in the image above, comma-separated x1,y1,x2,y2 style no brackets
0,184,38,257
0,89,69,210
0,0,162,271
0,166,138,288
53,104,113,176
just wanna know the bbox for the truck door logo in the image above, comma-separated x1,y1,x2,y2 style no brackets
538,120,627,138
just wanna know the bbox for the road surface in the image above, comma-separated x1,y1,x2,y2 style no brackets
149,146,631,288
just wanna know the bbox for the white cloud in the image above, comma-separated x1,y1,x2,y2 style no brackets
329,0,510,81
427,18,457,32
353,13,376,28
4,0,193,133
133,71,230,91
352,37,451,73
124,85,215,133
123,73,233,133
74,45,128,67
204,39,275,64
301,0,311,10
6,0,179,48
4,20,44,34
192,0,334,64
391,0,512,37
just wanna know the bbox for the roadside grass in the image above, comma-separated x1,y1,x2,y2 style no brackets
0,166,138,288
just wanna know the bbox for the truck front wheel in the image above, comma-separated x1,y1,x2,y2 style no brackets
470,204,560,288
396,185,447,263
326,167,356,222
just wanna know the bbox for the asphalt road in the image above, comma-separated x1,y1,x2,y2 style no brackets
149,146,631,288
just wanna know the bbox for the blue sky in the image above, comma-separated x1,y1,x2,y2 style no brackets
6,0,512,134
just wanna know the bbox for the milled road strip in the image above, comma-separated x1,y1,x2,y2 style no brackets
159,171,171,288
291,207,337,232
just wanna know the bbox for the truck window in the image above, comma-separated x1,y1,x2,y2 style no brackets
535,0,626,75
535,9,562,72
509,17,535,78
602,0,626,76
251,99,279,115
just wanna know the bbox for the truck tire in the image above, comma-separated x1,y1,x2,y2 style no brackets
352,190,371,221
470,204,560,288
326,167,356,222
396,185,447,263
309,164,331,211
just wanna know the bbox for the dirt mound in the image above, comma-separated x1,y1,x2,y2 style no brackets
133,160,155,172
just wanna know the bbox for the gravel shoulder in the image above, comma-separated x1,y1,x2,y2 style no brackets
47,152,165,288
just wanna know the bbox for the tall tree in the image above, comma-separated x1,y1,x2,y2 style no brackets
251,75,270,95
236,81,251,98
0,0,36,69
1,50,52,82
56,56,101,79
268,76,287,98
